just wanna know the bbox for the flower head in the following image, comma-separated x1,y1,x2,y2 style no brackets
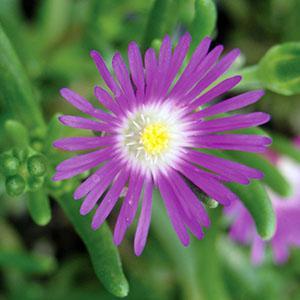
226,154,300,264
53,33,271,255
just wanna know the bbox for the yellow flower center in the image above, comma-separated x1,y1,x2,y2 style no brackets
140,123,169,155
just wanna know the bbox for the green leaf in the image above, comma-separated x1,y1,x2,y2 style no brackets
55,192,129,298
4,120,29,148
0,250,56,274
26,189,51,226
190,0,217,51
142,0,170,51
227,181,275,240
0,24,45,130
271,133,300,164
257,42,300,95
228,151,291,197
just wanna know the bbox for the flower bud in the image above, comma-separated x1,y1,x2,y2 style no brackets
6,175,26,197
28,176,44,191
12,148,29,163
0,153,19,176
27,155,47,177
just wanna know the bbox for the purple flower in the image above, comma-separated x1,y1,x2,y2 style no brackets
226,155,300,264
53,33,271,255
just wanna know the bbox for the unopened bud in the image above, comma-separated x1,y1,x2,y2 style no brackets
27,155,47,177
6,175,26,197
0,153,19,176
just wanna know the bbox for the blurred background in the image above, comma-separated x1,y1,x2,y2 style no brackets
1,0,300,299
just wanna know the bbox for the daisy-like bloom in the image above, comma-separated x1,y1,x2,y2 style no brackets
226,154,300,265
53,33,271,255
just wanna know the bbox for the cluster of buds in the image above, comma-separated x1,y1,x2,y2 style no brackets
0,149,47,197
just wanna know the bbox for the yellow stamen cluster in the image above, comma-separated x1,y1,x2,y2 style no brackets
140,123,169,155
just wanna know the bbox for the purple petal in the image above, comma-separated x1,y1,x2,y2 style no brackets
167,169,210,227
94,86,124,116
74,159,120,200
80,165,123,215
128,41,145,99
182,48,240,103
191,134,272,152
59,115,113,133
187,76,242,112
272,238,289,264
157,174,190,246
155,35,172,99
114,171,144,245
177,161,239,206
60,88,116,123
170,45,223,100
193,112,270,134
186,149,263,184
195,90,265,118
90,50,121,96
55,148,112,171
112,52,136,108
53,136,115,151
169,37,212,98
251,235,265,265
144,48,158,101
134,178,153,256
161,33,191,97
91,169,129,229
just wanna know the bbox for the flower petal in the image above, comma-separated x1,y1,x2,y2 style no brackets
91,169,129,229
134,178,153,256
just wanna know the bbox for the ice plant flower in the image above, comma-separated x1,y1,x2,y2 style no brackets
53,33,271,255
226,155,300,264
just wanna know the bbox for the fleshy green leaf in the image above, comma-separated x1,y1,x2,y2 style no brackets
55,192,129,298
228,151,291,197
0,250,56,274
227,181,276,240
257,42,300,95
142,0,170,51
26,189,51,226
271,133,300,163
190,0,217,51
0,24,45,130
